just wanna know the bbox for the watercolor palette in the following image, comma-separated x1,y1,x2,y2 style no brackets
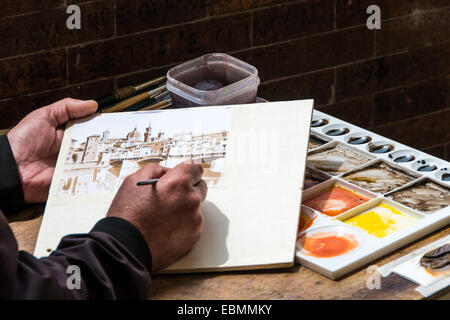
296,110,450,280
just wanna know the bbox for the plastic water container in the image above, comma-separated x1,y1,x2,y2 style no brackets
166,53,260,107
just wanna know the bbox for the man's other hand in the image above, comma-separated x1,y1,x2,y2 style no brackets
107,163,208,272
7,98,98,203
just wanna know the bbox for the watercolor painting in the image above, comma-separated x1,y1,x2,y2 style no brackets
55,107,233,196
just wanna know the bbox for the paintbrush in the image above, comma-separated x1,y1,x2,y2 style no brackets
96,76,166,110
153,89,169,101
124,90,170,112
136,179,159,186
101,85,167,113
139,100,172,111
124,96,156,112
152,100,173,110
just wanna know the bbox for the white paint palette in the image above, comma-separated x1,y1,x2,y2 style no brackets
296,110,450,280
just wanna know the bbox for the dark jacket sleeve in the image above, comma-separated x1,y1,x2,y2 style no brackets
0,135,26,215
0,135,153,299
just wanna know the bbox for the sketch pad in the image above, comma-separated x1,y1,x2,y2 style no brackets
34,100,314,273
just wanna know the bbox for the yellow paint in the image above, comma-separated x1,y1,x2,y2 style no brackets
345,203,419,238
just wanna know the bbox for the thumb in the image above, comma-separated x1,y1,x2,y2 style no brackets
46,98,98,126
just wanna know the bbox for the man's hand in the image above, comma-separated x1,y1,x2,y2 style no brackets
7,98,98,203
107,163,208,272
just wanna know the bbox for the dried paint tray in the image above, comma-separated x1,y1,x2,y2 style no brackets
306,141,375,176
303,167,331,190
296,110,450,280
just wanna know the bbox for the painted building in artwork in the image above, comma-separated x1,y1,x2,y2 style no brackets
81,135,100,162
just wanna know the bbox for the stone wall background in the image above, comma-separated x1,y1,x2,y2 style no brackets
0,0,449,160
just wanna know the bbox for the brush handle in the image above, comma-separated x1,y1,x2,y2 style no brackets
134,75,166,91
102,92,149,113
0,128,10,136
95,87,137,110
125,97,156,112
114,86,137,100
140,100,171,111
136,179,159,186
96,93,117,110
95,76,166,110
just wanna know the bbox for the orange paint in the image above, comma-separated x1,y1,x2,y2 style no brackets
303,185,370,217
297,211,316,239
423,266,450,277
424,268,439,277
300,232,359,258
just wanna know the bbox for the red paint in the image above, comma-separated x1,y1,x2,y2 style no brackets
303,185,370,217
300,232,359,258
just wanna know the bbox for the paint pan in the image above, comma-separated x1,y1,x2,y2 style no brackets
412,159,439,173
303,183,372,217
367,141,395,154
342,161,418,194
343,202,420,238
303,167,330,190
297,206,318,237
419,243,450,276
307,143,372,175
345,132,372,145
298,225,364,259
389,150,420,163
308,134,329,151
311,118,329,128
386,179,450,214
378,235,450,297
323,124,350,136
436,168,450,183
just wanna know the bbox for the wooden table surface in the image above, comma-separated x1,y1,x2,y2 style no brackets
8,204,450,300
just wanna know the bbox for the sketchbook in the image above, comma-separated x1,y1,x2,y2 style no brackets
34,100,314,273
